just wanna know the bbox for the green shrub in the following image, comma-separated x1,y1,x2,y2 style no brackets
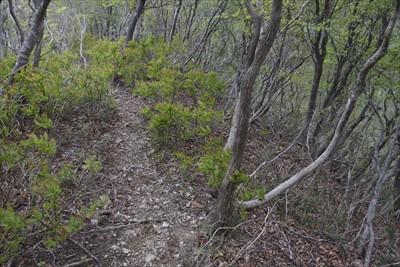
82,155,103,174
198,148,232,188
241,187,266,201
0,38,119,264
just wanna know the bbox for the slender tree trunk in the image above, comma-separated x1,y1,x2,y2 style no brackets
183,0,199,42
242,0,400,211
123,0,146,48
169,0,182,42
185,0,228,65
105,6,113,38
11,0,52,75
358,126,400,267
32,0,45,69
7,0,24,46
300,0,330,147
132,15,143,41
32,26,43,69
208,0,283,229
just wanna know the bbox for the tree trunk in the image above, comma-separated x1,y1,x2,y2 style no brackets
183,0,199,42
32,0,45,69
10,0,52,75
7,0,24,46
169,0,182,42
123,0,146,48
184,0,228,65
132,15,143,42
242,0,400,211
207,0,283,230
358,126,400,267
105,5,113,38
300,0,331,147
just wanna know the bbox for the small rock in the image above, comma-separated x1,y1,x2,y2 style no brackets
145,253,156,263
90,219,98,226
122,248,131,254
161,222,170,228
111,245,120,251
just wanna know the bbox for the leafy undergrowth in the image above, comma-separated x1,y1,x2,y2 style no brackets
0,44,117,263
0,36,212,265
188,125,400,266
1,36,399,266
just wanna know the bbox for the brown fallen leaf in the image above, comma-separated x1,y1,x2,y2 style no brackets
191,201,205,209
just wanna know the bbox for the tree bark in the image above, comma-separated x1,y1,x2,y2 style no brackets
300,0,331,147
123,0,146,48
7,0,24,46
105,5,113,38
208,0,283,229
183,0,199,42
169,0,182,42
358,125,400,267
10,0,52,75
242,0,400,210
32,0,45,69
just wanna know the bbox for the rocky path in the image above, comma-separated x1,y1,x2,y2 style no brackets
65,88,204,267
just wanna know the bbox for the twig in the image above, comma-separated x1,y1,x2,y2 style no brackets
227,206,273,267
68,238,100,264
203,219,255,249
249,128,304,178
285,227,348,244
279,226,293,260
280,0,311,33
379,261,400,267
6,256,15,267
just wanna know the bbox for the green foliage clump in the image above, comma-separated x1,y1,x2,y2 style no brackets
119,37,174,87
198,147,232,188
174,151,195,176
0,37,119,264
82,155,103,174
116,37,226,147
241,187,266,201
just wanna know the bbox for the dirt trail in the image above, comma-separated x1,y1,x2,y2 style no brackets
72,88,202,267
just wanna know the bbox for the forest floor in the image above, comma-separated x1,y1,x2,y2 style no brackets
45,87,204,267
33,86,368,266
